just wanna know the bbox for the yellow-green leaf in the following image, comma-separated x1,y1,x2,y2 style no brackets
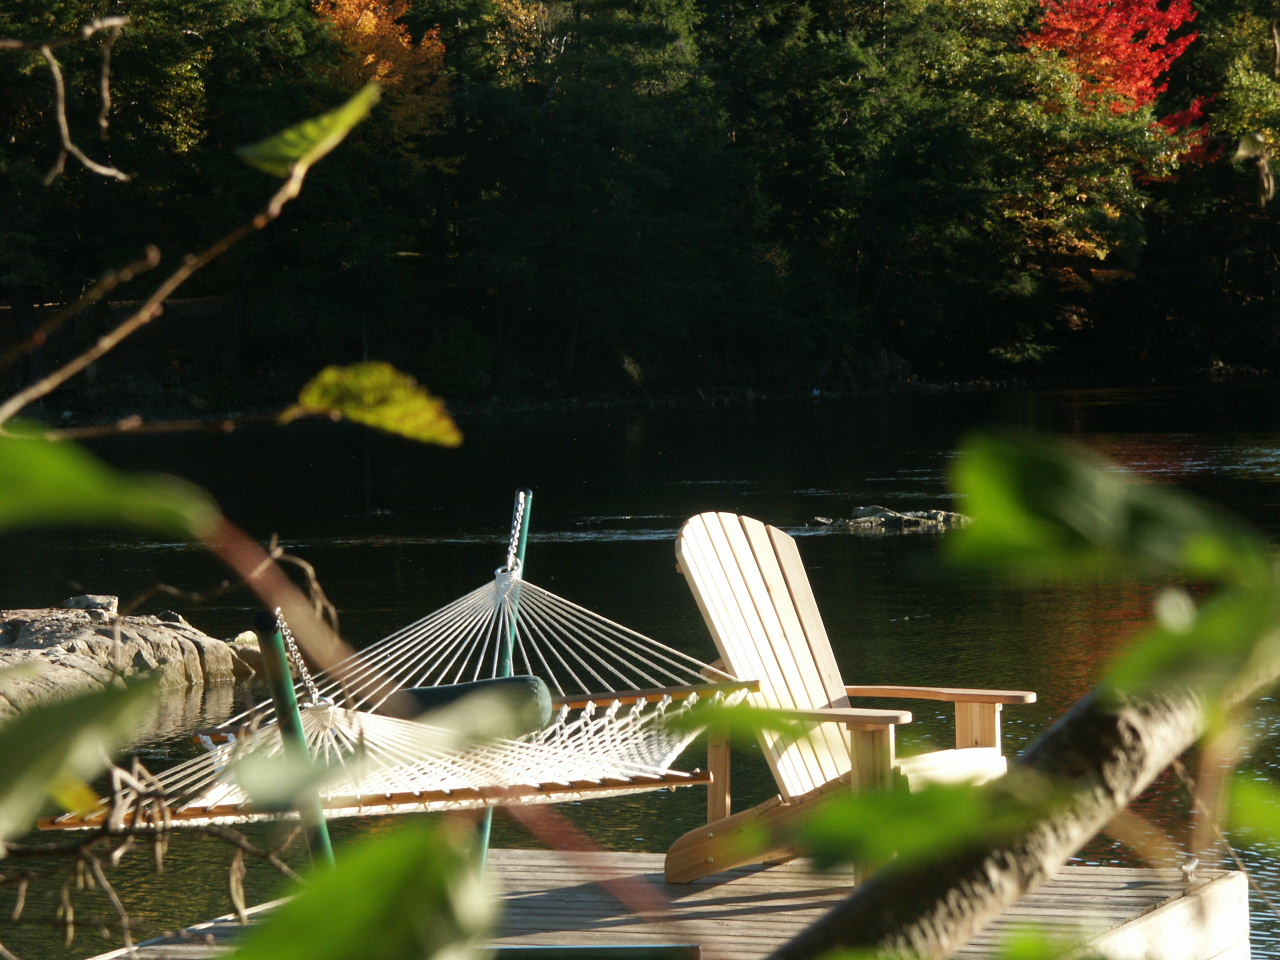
237,83,382,178
1229,773,1280,846
0,433,219,538
49,776,101,816
283,361,463,447
0,680,156,842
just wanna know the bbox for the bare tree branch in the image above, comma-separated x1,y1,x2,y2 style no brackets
1,17,130,175
270,539,341,635
771,644,1280,960
48,414,275,441
37,42,129,184
95,23,121,139
0,17,129,53
771,689,1209,960
0,167,310,428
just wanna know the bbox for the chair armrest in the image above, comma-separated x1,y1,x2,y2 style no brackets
772,706,911,726
844,685,1035,705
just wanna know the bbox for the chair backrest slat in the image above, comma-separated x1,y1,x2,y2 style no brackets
765,523,850,710
678,513,853,799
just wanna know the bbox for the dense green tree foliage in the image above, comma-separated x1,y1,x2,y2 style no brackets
4,0,1280,404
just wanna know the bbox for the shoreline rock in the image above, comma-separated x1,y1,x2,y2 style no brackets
0,597,261,720
807,506,970,534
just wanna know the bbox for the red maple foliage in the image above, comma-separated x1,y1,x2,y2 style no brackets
1025,0,1198,113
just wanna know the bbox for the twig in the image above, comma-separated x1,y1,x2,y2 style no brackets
188,824,303,882
10,875,29,920
57,874,74,946
270,540,340,634
1272,19,1280,79
0,17,129,53
0,169,308,428
83,853,135,953
96,23,121,138
121,579,240,617
3,839,100,858
0,17,131,182
503,805,676,922
48,414,276,441
1173,757,1280,920
0,247,160,373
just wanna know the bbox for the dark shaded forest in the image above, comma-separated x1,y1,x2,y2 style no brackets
3,0,1280,411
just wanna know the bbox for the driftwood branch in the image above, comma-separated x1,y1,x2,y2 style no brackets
770,662,1279,960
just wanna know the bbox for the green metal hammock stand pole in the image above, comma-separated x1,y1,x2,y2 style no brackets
254,608,336,868
478,488,533,866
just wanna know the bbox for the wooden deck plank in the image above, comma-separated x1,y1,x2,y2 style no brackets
83,851,1246,960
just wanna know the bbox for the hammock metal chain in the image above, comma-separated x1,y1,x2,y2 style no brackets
505,491,526,573
277,608,321,705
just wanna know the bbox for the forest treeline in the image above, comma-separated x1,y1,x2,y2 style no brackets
3,0,1280,407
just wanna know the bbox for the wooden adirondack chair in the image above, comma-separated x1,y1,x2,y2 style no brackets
665,512,1036,883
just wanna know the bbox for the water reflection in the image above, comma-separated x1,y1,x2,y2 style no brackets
5,383,1280,956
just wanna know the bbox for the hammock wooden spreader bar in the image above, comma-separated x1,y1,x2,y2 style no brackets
43,772,715,831
43,686,743,831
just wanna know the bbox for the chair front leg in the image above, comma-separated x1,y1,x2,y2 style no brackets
955,702,1002,750
848,723,894,793
707,726,731,824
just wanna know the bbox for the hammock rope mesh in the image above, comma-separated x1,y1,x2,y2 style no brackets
44,564,740,830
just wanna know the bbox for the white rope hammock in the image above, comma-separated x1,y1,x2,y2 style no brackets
240,566,736,713
43,561,744,830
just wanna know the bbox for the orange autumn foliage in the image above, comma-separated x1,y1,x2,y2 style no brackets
315,0,450,163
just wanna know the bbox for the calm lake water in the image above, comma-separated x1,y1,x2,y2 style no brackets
6,382,1280,958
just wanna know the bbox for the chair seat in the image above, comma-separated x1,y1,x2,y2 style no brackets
894,746,1006,790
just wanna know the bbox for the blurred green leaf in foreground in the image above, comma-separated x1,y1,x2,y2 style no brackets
233,822,494,960
948,432,1280,701
948,432,1273,589
0,677,156,844
0,432,218,539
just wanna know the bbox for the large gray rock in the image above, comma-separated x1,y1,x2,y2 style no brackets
0,600,256,721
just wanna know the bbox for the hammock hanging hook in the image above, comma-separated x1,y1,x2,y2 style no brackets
500,488,533,579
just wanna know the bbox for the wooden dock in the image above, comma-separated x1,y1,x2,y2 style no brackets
87,850,1249,960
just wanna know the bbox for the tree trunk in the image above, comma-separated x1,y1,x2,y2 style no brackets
769,686,1221,960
